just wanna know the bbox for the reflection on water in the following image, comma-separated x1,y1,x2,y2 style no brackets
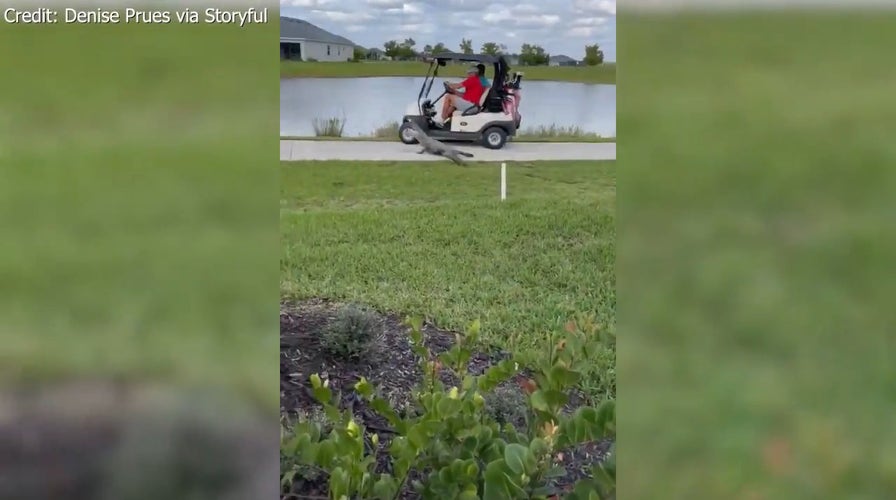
281,77,615,137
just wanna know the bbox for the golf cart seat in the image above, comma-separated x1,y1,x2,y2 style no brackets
459,88,491,117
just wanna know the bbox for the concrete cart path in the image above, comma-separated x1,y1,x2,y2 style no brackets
280,140,616,162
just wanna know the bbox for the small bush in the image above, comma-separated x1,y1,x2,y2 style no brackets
320,304,377,359
518,124,600,139
484,383,528,427
281,411,328,492
370,120,400,138
311,116,346,137
307,57,318,62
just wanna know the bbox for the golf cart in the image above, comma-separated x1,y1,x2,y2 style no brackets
399,52,523,150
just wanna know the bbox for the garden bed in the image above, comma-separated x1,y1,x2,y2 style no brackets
280,298,613,499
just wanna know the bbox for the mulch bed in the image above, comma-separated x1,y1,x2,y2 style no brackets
280,298,613,499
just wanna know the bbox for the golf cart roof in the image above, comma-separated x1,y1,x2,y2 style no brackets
429,52,502,64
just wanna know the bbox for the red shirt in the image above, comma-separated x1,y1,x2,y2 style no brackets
460,75,486,104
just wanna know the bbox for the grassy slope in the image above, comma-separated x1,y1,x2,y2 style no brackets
0,19,278,409
281,60,617,84
280,160,616,399
621,11,896,499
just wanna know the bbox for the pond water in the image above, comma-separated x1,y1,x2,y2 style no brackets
281,77,616,138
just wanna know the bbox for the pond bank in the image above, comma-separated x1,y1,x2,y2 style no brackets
281,60,616,85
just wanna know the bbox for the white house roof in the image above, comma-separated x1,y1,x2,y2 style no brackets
280,17,355,46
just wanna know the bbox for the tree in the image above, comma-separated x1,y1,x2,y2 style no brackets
432,42,448,54
383,40,400,58
385,38,417,60
423,44,433,55
399,38,417,59
459,38,473,54
584,43,604,66
352,46,366,62
481,42,502,55
519,43,549,66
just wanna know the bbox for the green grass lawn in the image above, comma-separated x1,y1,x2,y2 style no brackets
281,60,616,84
280,160,616,400
0,19,278,411
620,10,896,499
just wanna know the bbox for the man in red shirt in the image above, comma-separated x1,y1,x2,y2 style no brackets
440,65,486,123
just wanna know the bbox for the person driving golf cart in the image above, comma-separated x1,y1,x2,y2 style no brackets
439,65,487,124
476,63,491,88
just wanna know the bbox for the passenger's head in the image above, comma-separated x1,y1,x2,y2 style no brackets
476,63,486,76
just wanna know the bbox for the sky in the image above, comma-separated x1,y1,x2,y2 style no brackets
279,0,616,62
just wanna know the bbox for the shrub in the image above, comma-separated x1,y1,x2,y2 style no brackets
319,304,377,359
371,120,400,138
484,383,528,427
281,316,616,499
518,124,599,139
311,116,346,137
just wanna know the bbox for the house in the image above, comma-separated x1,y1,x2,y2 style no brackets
280,16,356,62
549,55,578,67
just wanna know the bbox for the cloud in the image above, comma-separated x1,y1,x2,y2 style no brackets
572,16,609,26
309,9,375,22
384,2,423,15
483,9,561,28
516,4,541,13
280,0,617,61
364,0,404,7
573,0,616,15
418,0,483,12
398,22,435,34
281,0,336,7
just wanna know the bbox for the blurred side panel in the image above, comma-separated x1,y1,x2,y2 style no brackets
618,3,896,499
0,3,280,499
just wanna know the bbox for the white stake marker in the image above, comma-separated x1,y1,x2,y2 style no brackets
500,162,507,201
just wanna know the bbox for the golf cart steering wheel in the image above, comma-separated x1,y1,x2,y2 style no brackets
443,80,456,94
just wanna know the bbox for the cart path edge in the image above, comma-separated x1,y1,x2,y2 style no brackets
279,140,616,162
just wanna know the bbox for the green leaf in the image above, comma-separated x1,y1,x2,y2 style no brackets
549,364,582,389
503,443,536,476
312,386,332,405
316,440,335,468
596,400,615,434
328,466,349,499
437,394,461,417
369,396,403,429
542,389,569,410
483,459,526,500
407,424,427,451
354,376,373,398
372,475,398,499
458,488,479,500
406,315,423,333
528,437,550,456
529,390,550,413
467,318,481,338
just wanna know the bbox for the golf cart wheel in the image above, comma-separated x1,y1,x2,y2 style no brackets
399,121,419,144
482,127,507,150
